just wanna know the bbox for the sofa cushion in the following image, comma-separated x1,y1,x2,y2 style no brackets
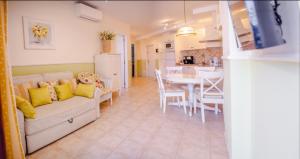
14,81,35,102
38,80,59,101
101,88,112,96
28,87,53,107
25,96,95,135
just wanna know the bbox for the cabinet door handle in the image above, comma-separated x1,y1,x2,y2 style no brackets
67,118,74,124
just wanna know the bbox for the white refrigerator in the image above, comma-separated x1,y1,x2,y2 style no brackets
94,53,121,93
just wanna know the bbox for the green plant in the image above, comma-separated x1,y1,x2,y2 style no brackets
99,31,115,40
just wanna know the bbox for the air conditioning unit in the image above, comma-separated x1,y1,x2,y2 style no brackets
75,3,103,22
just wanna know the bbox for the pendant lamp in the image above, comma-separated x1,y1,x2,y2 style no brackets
176,0,196,36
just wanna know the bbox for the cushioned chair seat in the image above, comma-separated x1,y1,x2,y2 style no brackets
100,88,112,96
25,96,95,135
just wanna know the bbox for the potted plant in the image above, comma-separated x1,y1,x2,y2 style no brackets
99,31,115,53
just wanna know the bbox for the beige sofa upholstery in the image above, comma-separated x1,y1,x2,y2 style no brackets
14,72,101,154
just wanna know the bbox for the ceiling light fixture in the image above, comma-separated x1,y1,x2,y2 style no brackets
176,0,196,36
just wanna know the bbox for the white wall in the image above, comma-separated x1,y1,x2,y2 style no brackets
7,1,131,66
220,1,299,159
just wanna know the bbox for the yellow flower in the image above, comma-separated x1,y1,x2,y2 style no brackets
32,25,48,40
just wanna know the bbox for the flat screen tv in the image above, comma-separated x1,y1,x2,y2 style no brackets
228,1,286,50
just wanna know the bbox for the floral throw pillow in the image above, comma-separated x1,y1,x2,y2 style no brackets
14,81,35,102
38,81,58,101
77,72,105,89
77,72,95,84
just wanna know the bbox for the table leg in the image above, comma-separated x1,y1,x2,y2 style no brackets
187,84,194,117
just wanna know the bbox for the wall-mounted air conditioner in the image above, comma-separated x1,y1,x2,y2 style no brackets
75,3,103,22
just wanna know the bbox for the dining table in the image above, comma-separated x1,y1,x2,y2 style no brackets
163,69,223,116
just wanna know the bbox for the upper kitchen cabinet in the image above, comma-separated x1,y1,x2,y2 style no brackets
175,26,221,51
175,32,206,51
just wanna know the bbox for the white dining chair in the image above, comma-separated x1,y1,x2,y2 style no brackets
166,66,183,75
194,66,216,91
193,71,224,123
155,69,187,114
194,66,215,75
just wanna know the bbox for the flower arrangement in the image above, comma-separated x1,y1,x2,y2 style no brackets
99,31,115,40
32,24,48,40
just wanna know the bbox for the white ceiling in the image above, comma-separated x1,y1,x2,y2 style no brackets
90,1,219,39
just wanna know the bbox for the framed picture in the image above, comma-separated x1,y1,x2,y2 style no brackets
23,17,55,50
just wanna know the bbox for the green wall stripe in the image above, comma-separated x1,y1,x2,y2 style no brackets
12,63,94,76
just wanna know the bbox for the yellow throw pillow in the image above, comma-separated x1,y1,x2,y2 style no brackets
74,83,95,98
16,96,36,119
54,84,74,101
59,78,78,93
28,87,52,107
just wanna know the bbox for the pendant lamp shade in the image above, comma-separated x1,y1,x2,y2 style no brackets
176,26,196,36
176,0,196,36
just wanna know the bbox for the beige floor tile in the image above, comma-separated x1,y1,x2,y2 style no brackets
27,78,227,159
75,144,113,159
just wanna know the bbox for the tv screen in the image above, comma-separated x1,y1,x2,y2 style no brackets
228,1,286,50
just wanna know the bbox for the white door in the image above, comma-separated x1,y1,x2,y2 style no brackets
114,34,128,89
146,45,157,78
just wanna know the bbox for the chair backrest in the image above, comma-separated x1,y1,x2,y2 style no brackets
155,69,165,92
194,67,215,76
199,71,224,98
166,66,183,75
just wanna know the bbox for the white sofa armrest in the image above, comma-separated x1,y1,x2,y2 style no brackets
93,88,102,118
17,109,26,154
101,77,112,89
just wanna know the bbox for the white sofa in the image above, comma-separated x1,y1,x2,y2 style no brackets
14,72,101,154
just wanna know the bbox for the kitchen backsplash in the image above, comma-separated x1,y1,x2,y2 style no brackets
180,47,222,65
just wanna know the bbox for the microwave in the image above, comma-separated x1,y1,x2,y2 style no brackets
164,41,175,51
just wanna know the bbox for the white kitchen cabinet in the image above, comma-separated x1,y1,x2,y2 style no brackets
176,34,206,51
175,26,222,51
94,53,121,93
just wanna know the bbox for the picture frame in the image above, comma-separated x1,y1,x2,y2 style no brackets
23,16,55,50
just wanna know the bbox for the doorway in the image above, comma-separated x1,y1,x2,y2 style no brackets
114,34,128,89
131,44,135,77
146,45,157,78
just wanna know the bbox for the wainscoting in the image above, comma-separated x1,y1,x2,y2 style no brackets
12,63,94,76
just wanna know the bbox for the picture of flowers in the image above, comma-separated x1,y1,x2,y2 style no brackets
23,17,55,49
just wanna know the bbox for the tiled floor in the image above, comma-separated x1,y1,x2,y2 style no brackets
28,77,228,159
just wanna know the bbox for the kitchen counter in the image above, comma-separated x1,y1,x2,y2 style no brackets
176,63,211,67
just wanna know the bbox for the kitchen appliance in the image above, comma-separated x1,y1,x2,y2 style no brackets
209,57,221,67
164,41,175,52
183,56,194,64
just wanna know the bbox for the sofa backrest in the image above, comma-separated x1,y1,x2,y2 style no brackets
13,74,44,88
42,72,74,81
13,71,74,87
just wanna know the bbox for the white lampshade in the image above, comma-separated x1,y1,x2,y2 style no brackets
176,26,196,36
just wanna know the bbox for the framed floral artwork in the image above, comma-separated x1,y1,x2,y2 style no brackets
23,17,55,49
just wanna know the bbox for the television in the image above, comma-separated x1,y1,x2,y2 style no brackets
228,1,286,50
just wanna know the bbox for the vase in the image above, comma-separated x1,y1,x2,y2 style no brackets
102,40,111,53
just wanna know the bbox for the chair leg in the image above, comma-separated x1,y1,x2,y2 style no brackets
110,96,113,105
182,94,187,114
159,93,162,109
201,103,205,123
163,97,167,113
193,96,197,114
189,100,193,117
177,96,180,107
214,103,218,114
